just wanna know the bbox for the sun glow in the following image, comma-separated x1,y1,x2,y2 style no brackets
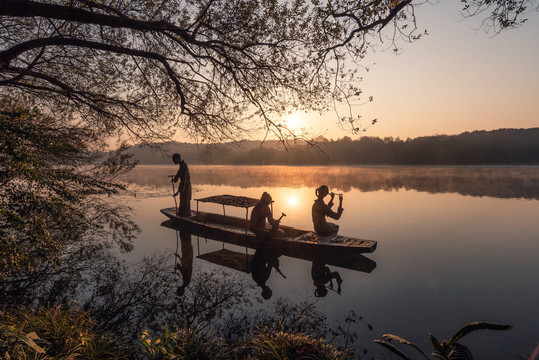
287,196,298,206
284,112,304,132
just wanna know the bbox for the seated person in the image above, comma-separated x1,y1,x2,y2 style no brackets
250,192,283,240
312,259,343,297
312,185,343,236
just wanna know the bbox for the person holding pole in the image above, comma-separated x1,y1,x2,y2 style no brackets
171,153,192,217
312,185,343,236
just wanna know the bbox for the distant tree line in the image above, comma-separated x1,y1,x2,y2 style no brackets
130,128,539,165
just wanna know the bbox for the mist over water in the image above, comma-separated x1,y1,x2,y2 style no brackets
122,165,539,359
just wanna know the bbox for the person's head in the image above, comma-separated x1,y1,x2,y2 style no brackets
261,285,273,300
315,185,329,199
172,153,181,164
314,285,328,297
260,192,272,206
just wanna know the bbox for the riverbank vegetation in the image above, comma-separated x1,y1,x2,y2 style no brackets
2,306,521,360
0,105,138,278
1,305,353,359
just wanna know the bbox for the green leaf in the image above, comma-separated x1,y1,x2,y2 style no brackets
374,340,411,360
448,322,513,346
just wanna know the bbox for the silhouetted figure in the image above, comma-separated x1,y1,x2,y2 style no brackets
250,192,283,240
175,230,193,296
312,185,343,236
250,247,282,300
171,153,191,217
312,259,342,297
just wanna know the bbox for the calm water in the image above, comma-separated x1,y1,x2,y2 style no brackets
123,165,539,359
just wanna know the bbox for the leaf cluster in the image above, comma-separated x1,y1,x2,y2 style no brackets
374,321,513,360
0,103,138,278
0,305,130,359
0,0,423,143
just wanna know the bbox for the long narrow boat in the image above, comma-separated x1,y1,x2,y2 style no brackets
160,194,377,254
162,219,377,273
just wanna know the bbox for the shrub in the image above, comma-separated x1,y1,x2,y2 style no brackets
247,328,353,360
140,326,230,360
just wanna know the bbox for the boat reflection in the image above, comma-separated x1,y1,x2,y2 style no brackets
166,223,376,298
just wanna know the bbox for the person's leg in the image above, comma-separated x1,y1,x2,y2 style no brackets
327,223,340,235
179,194,191,216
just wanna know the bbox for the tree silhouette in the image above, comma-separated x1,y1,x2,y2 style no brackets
0,0,426,142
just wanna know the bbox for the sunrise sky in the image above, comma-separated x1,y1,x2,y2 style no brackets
278,1,539,141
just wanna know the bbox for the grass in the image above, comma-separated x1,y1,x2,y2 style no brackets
1,306,355,359
0,305,131,359
247,328,353,360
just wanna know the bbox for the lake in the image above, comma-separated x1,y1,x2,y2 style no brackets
119,165,539,359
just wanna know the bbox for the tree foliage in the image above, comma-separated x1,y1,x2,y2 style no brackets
0,103,138,277
1,1,537,143
461,0,539,32
0,0,427,143
125,129,539,165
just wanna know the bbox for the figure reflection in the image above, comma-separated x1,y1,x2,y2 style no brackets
311,258,342,297
174,230,193,296
250,247,284,300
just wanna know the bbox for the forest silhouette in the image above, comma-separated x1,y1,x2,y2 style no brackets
128,128,539,166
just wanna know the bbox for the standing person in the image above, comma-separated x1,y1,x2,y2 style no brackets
171,153,191,216
312,185,343,236
249,192,283,240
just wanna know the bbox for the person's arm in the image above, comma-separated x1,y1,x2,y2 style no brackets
328,193,335,208
324,203,343,220
172,168,180,183
266,207,280,226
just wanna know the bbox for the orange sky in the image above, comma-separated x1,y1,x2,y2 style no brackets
272,2,539,141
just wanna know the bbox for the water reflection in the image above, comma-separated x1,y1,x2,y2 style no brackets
250,247,282,300
162,220,376,299
312,259,343,297
174,230,193,297
125,165,539,200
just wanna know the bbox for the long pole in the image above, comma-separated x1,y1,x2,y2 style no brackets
168,175,178,215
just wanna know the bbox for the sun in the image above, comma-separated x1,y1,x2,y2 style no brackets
287,196,298,206
284,112,303,131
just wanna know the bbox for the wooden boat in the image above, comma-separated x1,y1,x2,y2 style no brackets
164,221,377,273
160,194,377,255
